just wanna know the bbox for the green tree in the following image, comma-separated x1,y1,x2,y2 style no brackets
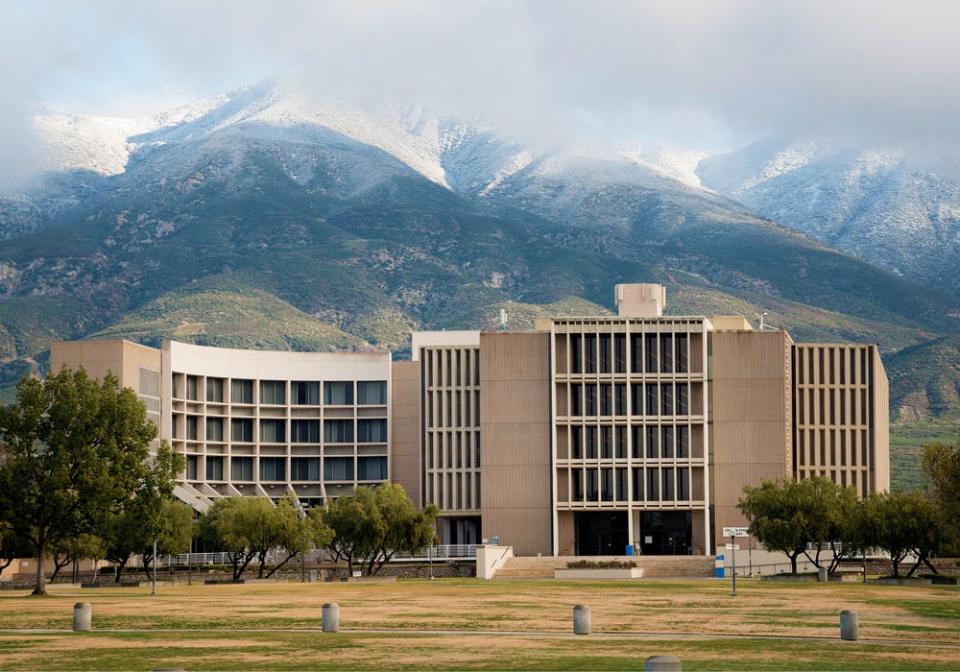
0,370,158,595
867,490,943,578
738,479,812,575
322,484,438,576
0,525,32,579
101,442,185,581
263,496,334,579
199,497,277,581
923,436,960,551
50,533,105,584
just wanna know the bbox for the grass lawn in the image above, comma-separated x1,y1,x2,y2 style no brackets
0,578,958,670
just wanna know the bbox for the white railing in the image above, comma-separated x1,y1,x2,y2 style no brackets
152,544,477,568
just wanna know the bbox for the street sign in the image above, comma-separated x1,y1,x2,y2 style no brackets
724,544,740,550
723,527,749,538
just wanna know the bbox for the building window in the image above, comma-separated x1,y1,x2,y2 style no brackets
584,334,597,373
206,456,223,481
615,426,627,458
324,381,354,405
358,419,387,443
616,468,628,501
646,384,658,416
630,334,643,373
571,426,582,459
291,420,320,443
572,468,584,500
324,419,354,443
632,468,643,501
661,426,674,458
662,468,675,500
206,417,224,442
571,334,582,373
585,384,597,416
646,426,658,458
206,378,224,402
645,334,658,373
231,457,253,481
324,457,354,481
231,418,253,442
186,415,198,441
660,384,674,416
677,426,689,458
678,468,690,500
572,385,583,416
186,375,199,401
186,455,198,480
601,468,614,501
600,426,612,459
260,457,286,481
631,426,642,458
675,334,688,373
260,419,286,443
358,381,387,405
646,468,659,500
599,334,611,373
260,381,286,405
139,368,160,397
585,426,598,459
614,334,626,373
615,384,626,415
676,383,689,415
292,381,320,405
586,469,598,500
232,379,253,404
358,456,388,480
599,384,612,416
291,457,321,481
660,335,674,373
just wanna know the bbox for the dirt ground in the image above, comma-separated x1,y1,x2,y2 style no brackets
0,578,958,670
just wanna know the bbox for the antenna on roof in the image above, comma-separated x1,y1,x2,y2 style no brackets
499,309,508,332
757,312,768,330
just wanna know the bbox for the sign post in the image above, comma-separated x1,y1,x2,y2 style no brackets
723,527,749,597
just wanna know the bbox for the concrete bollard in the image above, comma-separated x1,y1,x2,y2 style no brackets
322,602,340,632
818,566,828,583
72,602,92,632
645,655,683,671
572,605,591,635
840,610,859,641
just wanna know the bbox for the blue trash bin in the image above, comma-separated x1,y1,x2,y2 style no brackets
625,544,635,556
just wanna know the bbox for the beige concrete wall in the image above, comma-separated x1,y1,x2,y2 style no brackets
872,348,890,493
710,330,793,549
50,339,161,387
480,332,553,556
390,360,421,505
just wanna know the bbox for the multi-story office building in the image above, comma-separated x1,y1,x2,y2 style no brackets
50,283,889,557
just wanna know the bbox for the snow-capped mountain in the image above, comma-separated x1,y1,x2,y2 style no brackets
698,135,960,290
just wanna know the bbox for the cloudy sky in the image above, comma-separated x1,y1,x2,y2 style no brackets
1,0,958,184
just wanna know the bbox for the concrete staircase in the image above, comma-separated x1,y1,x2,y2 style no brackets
494,555,716,579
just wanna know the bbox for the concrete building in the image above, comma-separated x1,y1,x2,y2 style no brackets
50,283,889,557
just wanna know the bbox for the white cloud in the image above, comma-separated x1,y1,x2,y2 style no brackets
2,0,959,186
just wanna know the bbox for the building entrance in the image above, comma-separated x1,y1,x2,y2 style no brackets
639,511,693,555
574,511,628,555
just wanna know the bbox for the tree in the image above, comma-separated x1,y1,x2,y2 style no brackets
867,490,944,578
322,484,438,576
0,525,32,579
199,497,277,581
0,370,158,595
923,437,960,551
100,443,185,581
263,496,333,579
50,534,105,584
738,479,813,575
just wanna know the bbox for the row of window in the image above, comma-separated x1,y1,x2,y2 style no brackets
795,347,870,387
796,388,871,427
187,455,388,482
567,425,693,460
569,382,692,417
179,377,387,406
424,430,481,470
422,347,480,389
175,417,387,443
796,428,871,468
568,466,695,502
568,333,691,375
